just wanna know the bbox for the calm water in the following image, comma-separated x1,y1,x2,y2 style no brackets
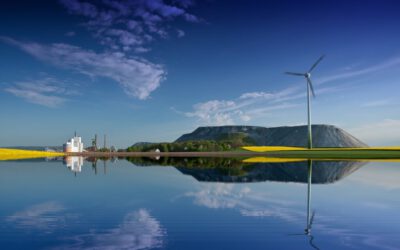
1,157,400,250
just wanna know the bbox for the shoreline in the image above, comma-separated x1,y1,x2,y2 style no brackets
66,149,400,159
66,151,264,157
2,148,400,161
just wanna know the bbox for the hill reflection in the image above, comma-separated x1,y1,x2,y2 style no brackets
126,157,366,184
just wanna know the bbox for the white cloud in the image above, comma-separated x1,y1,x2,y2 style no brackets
6,88,65,108
59,0,200,52
185,100,237,125
198,55,399,120
61,209,166,250
2,37,165,100
239,91,275,99
4,77,77,108
1,0,203,102
180,87,303,125
177,75,359,126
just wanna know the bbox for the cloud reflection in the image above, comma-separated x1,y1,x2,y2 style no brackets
62,209,165,250
184,183,301,221
184,182,400,249
6,201,66,233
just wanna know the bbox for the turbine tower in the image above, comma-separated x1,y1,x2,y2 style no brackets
285,55,325,149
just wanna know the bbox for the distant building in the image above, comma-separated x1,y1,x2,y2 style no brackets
44,147,55,152
63,136,84,153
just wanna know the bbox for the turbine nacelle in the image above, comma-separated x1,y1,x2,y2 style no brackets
285,55,324,98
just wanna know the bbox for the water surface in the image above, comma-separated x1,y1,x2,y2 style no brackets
1,157,399,249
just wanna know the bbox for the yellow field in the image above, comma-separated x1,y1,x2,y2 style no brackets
242,146,307,152
242,157,307,163
0,148,65,161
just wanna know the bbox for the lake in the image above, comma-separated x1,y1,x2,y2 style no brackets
1,157,400,249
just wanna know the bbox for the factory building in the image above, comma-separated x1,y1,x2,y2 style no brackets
63,135,84,153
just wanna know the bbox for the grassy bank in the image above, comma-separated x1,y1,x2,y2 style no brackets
242,146,400,159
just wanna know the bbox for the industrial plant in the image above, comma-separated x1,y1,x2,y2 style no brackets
63,133,84,153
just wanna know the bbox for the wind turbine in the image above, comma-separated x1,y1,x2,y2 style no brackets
285,55,325,149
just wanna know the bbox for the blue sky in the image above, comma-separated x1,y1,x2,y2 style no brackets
1,0,400,147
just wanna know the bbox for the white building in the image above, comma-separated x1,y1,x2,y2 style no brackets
63,136,84,153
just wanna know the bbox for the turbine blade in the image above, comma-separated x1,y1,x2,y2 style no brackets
285,72,304,76
307,78,316,98
308,55,325,73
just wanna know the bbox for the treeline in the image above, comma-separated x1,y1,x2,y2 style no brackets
127,140,231,152
126,133,256,152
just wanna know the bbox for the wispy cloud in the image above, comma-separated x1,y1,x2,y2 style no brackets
60,209,166,250
65,31,76,37
315,57,400,86
1,37,165,100
4,77,78,107
186,89,300,125
177,85,340,125
361,99,394,108
59,0,200,52
1,1,202,101
178,54,400,126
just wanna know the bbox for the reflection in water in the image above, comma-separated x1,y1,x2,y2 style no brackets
63,157,84,173
128,157,342,250
63,157,117,175
183,183,302,221
61,209,166,250
305,160,320,250
306,160,313,234
127,157,366,184
6,202,65,233
2,157,400,249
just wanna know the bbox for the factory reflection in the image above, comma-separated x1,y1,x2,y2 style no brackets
63,156,119,175
63,156,83,173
